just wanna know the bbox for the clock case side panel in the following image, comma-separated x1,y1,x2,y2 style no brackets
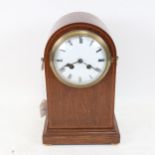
44,23,117,130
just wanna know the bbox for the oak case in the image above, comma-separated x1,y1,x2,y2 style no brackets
43,12,120,144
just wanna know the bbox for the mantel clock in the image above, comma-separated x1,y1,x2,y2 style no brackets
42,12,120,144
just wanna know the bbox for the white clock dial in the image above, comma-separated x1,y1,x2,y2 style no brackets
50,30,111,88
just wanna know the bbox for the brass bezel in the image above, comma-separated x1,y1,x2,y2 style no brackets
50,30,111,88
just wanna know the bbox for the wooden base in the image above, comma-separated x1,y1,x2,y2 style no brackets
43,115,120,145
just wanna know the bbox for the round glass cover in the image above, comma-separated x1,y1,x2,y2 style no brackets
50,30,111,88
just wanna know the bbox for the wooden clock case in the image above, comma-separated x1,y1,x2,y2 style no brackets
43,12,120,144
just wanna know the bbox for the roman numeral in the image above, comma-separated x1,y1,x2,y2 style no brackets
68,40,73,46
98,59,105,62
56,59,63,62
67,74,72,79
78,77,82,82
89,40,94,46
79,36,83,44
59,67,65,72
96,48,102,53
59,49,66,52
94,68,101,72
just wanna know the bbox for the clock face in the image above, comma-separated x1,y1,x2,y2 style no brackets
50,30,111,88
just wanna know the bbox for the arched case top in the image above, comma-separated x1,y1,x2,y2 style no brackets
44,12,117,59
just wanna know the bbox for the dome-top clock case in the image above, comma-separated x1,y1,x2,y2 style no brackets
42,12,120,144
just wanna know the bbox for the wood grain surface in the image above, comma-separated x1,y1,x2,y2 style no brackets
43,12,120,144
